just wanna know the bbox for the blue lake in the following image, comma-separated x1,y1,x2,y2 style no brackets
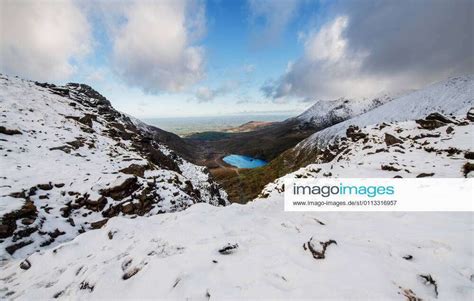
223,154,267,168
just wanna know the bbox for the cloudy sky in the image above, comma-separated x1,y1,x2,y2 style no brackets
1,0,472,118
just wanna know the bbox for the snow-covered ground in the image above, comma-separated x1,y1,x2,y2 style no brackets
265,116,474,182
1,201,472,300
294,94,393,128
298,76,474,149
0,75,227,259
2,109,473,299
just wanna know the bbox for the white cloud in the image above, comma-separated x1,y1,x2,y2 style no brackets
0,0,91,81
304,16,348,63
111,0,206,93
262,16,375,101
263,0,473,101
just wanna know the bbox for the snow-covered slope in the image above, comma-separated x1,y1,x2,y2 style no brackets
1,111,473,300
293,94,392,130
263,112,474,193
0,75,227,259
298,76,474,150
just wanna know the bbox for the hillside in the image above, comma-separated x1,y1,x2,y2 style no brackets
196,95,392,202
189,95,390,164
294,95,392,130
299,76,474,150
0,75,227,259
223,120,274,133
219,76,474,203
2,110,472,299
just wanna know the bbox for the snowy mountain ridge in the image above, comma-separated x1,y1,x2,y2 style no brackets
0,74,227,259
298,75,474,150
293,94,393,130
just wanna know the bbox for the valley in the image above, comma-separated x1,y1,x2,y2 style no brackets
183,95,394,203
1,74,473,300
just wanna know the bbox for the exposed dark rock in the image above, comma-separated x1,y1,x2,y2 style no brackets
0,126,22,135
49,145,73,153
60,206,72,218
464,152,474,160
37,183,53,190
13,226,38,241
425,112,457,124
381,165,401,172
346,126,367,142
49,229,66,239
21,218,35,225
0,225,10,237
444,147,462,156
53,290,65,299
79,281,95,292
108,230,117,240
416,173,435,178
412,133,441,140
122,267,141,280
303,238,337,260
403,255,413,260
78,114,97,128
19,259,31,270
49,87,70,97
85,196,107,212
415,119,446,130
146,147,181,173
9,191,26,198
463,162,474,177
66,138,85,150
419,274,438,298
90,219,108,229
66,83,111,107
0,201,37,239
100,177,140,200
121,202,135,214
6,240,33,255
466,107,474,121
119,164,149,177
218,243,239,255
34,81,56,89
384,133,403,146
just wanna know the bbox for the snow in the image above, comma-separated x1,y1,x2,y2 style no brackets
0,75,227,260
262,116,474,197
0,74,472,299
295,94,392,126
298,75,474,149
1,104,473,300
1,200,472,299
0,196,23,215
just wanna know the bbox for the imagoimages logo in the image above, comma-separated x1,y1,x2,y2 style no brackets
284,178,473,212
292,183,395,198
